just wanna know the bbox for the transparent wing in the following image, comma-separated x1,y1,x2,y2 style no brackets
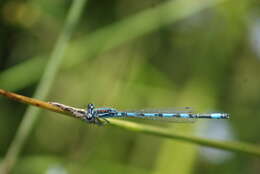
122,107,194,113
117,107,195,123
113,115,195,123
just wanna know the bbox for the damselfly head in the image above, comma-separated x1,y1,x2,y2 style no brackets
88,103,95,110
85,103,96,120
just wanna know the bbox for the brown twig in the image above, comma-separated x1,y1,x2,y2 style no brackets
0,89,83,120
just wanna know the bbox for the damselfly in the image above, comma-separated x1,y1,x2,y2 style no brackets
85,104,229,123
51,102,230,124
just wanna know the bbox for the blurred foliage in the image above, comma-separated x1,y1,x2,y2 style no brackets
1,0,260,174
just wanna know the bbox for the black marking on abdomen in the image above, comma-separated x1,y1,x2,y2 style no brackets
175,114,181,118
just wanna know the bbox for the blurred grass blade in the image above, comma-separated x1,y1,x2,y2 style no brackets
0,0,226,91
0,56,45,91
0,0,88,173
65,0,226,68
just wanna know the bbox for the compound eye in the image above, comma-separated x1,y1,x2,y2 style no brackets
88,103,95,109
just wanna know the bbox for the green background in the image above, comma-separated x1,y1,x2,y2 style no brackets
1,0,260,173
